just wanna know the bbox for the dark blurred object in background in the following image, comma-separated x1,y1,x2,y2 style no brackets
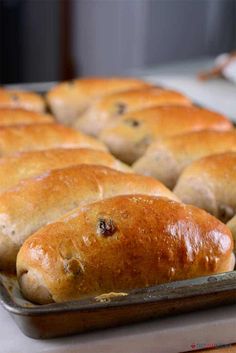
0,0,236,84
0,0,73,84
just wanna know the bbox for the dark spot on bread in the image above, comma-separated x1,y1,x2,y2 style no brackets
97,218,117,237
64,258,81,276
218,204,235,223
68,80,75,87
115,102,127,115
11,94,19,102
125,118,140,127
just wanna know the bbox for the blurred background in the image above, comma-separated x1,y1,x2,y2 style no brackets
0,0,236,84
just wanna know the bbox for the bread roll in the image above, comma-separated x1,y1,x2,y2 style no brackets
227,216,236,249
174,152,236,223
0,109,54,126
0,165,178,271
0,123,106,157
0,88,45,113
47,77,150,125
75,87,192,136
133,130,236,189
17,195,234,304
0,148,131,194
100,106,232,164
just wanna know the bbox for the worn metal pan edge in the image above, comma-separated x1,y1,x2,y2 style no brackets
0,271,236,317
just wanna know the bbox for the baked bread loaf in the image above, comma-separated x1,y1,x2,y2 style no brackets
227,216,236,249
174,152,236,223
0,109,54,126
0,123,106,157
17,195,234,304
99,106,232,164
75,87,192,136
133,130,236,189
0,88,45,113
47,77,150,125
0,165,178,271
0,148,131,194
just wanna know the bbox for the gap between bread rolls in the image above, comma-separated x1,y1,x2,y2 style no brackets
174,152,236,223
46,77,151,125
0,123,106,157
75,87,191,137
133,130,236,189
0,165,178,271
99,105,232,164
0,147,131,194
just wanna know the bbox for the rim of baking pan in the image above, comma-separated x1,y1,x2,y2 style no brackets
0,271,235,316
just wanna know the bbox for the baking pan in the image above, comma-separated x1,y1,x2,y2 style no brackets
0,82,235,339
0,271,236,339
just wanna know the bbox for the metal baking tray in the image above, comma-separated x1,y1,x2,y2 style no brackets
0,82,235,339
0,271,236,339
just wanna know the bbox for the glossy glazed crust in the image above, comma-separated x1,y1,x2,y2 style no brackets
47,77,150,125
227,216,236,249
0,123,106,157
133,130,236,189
0,148,131,194
17,195,234,304
0,89,45,113
0,109,54,126
99,106,232,164
75,87,192,136
0,165,178,271
174,152,236,223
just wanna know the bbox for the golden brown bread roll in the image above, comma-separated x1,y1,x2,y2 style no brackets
75,87,192,136
174,152,236,223
0,88,45,113
0,165,178,271
99,106,232,164
17,195,234,304
0,109,54,126
0,123,106,157
0,148,131,194
227,216,236,249
47,77,150,125
133,130,236,189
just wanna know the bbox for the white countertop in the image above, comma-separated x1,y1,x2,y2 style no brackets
133,57,236,121
0,303,236,353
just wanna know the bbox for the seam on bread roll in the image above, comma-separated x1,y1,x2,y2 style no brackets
133,130,236,189
0,165,178,271
99,105,232,164
0,123,107,157
0,148,131,194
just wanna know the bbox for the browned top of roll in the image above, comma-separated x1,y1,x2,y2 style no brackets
0,148,131,193
46,77,150,124
0,123,106,157
0,164,177,271
0,89,45,113
17,195,234,303
99,106,232,164
148,130,236,158
0,109,54,126
47,77,150,104
176,151,236,184
75,87,192,136
133,130,236,189
174,152,236,222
